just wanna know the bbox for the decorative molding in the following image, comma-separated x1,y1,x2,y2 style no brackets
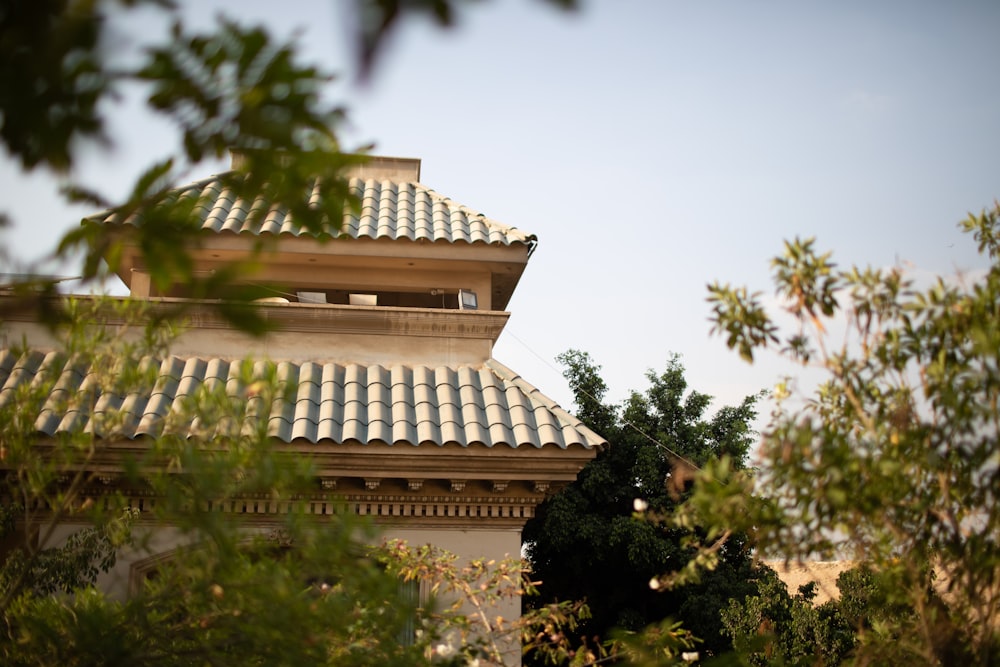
13,485,545,529
6,459,577,534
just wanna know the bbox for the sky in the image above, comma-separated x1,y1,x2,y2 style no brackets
2,0,999,432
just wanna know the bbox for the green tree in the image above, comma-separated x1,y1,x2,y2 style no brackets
0,2,592,665
523,350,763,658
0,296,596,667
674,206,1000,664
720,567,856,666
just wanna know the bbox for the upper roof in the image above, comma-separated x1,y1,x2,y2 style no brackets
0,349,604,450
91,173,535,248
90,155,536,310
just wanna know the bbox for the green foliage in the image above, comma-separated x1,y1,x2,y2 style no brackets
720,566,855,666
0,0,121,171
0,2,609,665
3,0,361,332
0,504,135,600
382,540,600,666
0,296,599,665
523,350,763,658
3,522,426,666
350,0,578,78
678,205,1000,665
610,618,703,667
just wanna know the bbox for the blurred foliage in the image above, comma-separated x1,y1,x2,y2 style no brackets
349,0,578,79
0,0,362,332
0,297,601,665
523,350,764,660
0,0,577,330
0,0,122,171
0,1,609,664
667,204,1000,665
719,565,855,666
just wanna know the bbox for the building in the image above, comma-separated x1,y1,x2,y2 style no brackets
0,155,604,636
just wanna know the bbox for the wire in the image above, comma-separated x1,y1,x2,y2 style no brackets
246,282,302,300
243,293,711,477
501,328,705,474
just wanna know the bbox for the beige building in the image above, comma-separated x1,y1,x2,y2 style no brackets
0,155,604,637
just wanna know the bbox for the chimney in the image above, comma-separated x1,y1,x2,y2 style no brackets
229,150,421,182
347,156,421,182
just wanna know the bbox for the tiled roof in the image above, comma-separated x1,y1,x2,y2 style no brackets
91,173,536,248
0,350,603,450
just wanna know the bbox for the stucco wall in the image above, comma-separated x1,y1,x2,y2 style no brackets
49,519,524,664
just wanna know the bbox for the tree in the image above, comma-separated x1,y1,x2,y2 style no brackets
0,286,599,667
0,298,416,665
0,2,594,665
2,0,577,328
674,207,1000,664
720,566,856,666
523,350,763,658
2,0,364,331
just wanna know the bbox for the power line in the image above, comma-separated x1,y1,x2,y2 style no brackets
501,328,705,474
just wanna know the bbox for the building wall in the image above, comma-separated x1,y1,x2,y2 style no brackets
64,521,522,602
0,299,509,368
170,327,494,367
51,519,524,662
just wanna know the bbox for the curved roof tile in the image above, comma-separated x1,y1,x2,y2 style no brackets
90,174,536,249
0,351,605,450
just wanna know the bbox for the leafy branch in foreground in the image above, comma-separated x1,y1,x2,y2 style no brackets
0,295,604,666
2,1,360,332
524,351,764,662
668,204,1000,665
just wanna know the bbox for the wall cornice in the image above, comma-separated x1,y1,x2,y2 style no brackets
0,295,510,342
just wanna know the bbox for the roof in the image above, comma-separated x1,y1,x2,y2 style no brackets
90,173,537,249
0,349,604,450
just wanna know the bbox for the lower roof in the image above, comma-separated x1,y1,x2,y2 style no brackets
0,350,604,451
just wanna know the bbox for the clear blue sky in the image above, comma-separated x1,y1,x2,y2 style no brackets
2,0,998,427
